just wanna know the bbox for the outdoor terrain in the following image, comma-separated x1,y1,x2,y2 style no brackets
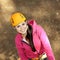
0,0,60,60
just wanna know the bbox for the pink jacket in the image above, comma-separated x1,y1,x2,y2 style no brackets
15,20,55,60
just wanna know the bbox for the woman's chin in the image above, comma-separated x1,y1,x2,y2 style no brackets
20,31,27,34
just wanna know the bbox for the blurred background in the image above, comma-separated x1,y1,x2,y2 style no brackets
0,0,60,60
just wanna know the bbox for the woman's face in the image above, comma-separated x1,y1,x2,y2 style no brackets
15,21,28,34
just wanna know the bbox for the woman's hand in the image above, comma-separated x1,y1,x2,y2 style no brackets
32,57,39,60
17,58,20,60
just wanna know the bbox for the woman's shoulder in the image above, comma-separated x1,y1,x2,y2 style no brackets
36,24,44,31
15,33,22,43
15,33,23,47
15,33,21,39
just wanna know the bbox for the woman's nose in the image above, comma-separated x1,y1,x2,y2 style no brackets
20,26,24,30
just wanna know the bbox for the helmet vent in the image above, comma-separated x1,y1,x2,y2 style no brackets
11,18,14,23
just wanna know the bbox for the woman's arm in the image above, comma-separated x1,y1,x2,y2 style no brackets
16,44,28,60
15,35,28,60
37,25,55,60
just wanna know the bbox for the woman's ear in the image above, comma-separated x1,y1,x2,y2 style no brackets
13,26,16,30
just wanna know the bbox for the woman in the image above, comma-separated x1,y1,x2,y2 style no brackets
10,12,55,60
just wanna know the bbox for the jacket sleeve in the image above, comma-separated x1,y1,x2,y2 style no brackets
37,25,55,60
15,35,28,60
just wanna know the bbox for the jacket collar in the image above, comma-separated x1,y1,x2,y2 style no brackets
27,20,37,34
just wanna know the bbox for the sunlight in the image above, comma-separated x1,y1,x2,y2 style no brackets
0,0,16,22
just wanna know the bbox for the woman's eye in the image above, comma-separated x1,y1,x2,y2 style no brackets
17,25,20,28
22,23,25,25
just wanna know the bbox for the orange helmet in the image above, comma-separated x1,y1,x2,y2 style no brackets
10,12,26,27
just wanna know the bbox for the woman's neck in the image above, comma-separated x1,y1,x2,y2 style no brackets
22,32,27,38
